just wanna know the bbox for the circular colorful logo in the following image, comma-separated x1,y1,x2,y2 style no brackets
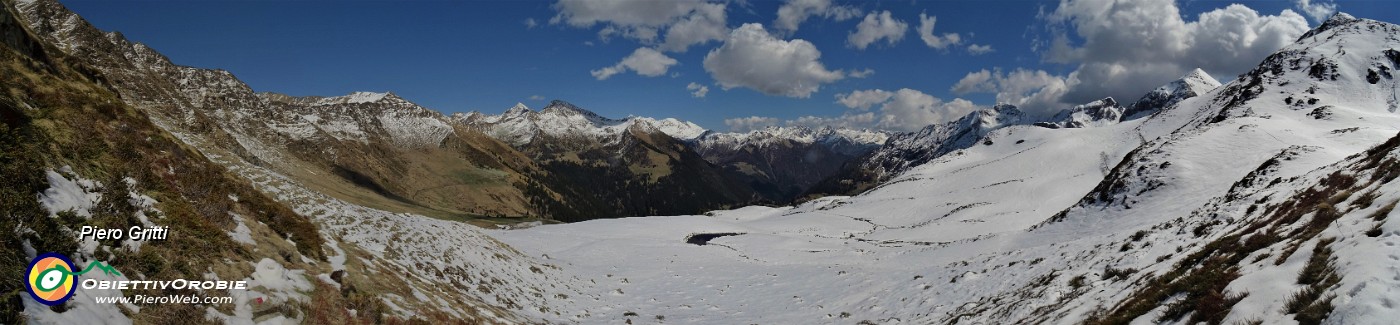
26,252,77,306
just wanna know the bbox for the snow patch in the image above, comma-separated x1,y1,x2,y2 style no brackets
38,168,101,218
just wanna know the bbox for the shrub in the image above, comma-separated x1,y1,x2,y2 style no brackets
1295,294,1336,325
1372,200,1396,221
1297,239,1338,285
1102,266,1138,281
1285,238,1341,324
1069,275,1088,289
1351,190,1380,209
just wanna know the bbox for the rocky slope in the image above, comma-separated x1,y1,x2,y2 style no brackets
4,1,604,323
12,0,569,224
0,1,472,322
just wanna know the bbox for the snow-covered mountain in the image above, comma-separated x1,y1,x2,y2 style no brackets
258,91,457,148
868,102,1026,173
810,69,1223,198
808,103,1027,196
453,100,708,146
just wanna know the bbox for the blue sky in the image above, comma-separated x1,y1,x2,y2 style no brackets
62,0,1392,132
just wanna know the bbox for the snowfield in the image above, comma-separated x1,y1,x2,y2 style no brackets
491,119,1153,324
491,14,1400,324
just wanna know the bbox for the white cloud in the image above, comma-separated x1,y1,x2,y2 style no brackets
591,47,679,80
773,0,862,34
848,68,875,78
952,68,1070,118
552,0,700,29
552,0,728,52
703,23,846,98
848,11,908,50
835,89,893,110
951,69,995,94
872,89,978,131
967,44,994,55
659,2,728,52
1043,0,1309,104
917,13,962,50
725,116,780,132
800,88,980,132
524,18,539,29
687,82,710,98
1294,0,1338,23
528,95,546,101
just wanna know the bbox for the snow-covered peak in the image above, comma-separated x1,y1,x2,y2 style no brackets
450,111,483,121
693,125,889,160
1329,12,1356,22
1182,68,1218,86
1123,68,1221,119
461,101,718,145
1037,97,1126,129
1301,12,1359,39
346,91,389,103
697,125,889,148
632,117,708,140
504,103,532,116
828,127,891,146
539,100,593,116
959,103,1025,132
311,91,391,106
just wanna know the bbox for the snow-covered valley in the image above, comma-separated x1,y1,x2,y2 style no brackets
490,13,1400,324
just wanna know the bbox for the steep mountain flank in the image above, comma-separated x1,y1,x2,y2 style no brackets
691,126,888,202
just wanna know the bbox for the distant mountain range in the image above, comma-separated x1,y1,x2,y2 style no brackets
454,99,891,212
